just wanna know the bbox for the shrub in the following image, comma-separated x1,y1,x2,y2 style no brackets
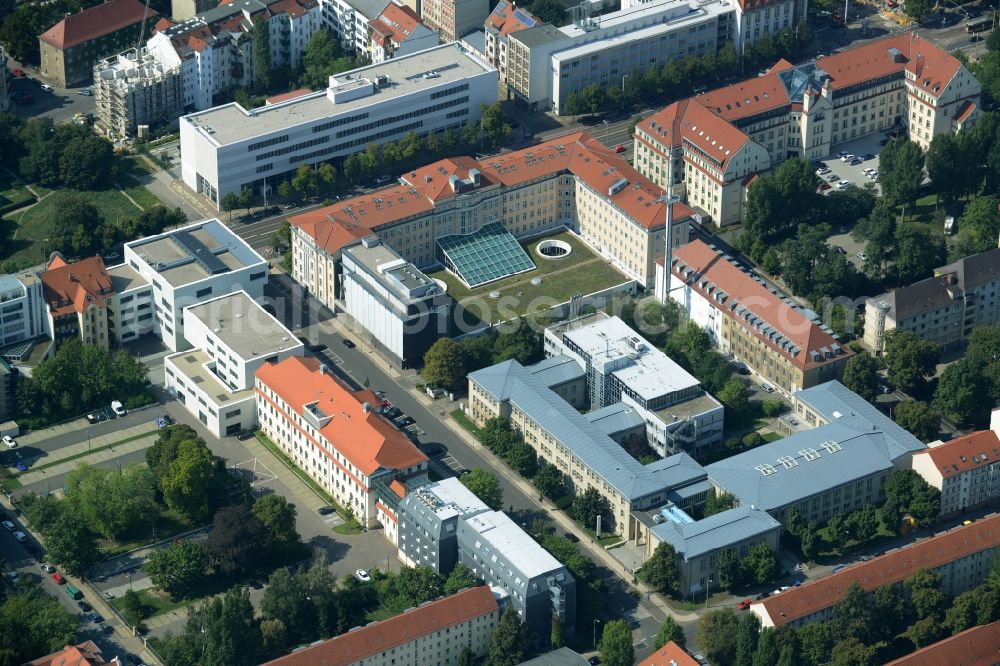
761,399,784,417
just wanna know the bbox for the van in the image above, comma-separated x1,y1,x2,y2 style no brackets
66,585,83,600
944,216,955,235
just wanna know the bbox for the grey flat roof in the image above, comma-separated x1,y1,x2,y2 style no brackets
586,403,645,437
527,354,585,389
183,291,300,360
652,392,722,423
462,510,564,579
469,359,707,500
182,44,492,147
511,23,564,48
650,506,782,561
166,349,254,405
794,380,925,461
342,240,437,301
106,263,149,293
706,420,898,513
403,478,489,521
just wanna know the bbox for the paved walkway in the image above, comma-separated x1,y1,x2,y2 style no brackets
19,431,158,486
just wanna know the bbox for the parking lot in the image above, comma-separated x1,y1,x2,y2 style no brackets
816,132,887,197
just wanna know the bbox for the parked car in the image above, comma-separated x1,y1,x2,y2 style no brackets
419,442,446,457
12,531,26,543
849,157,863,166
99,623,114,634
879,384,892,394
87,612,104,623
760,383,775,393
737,599,752,610
2,435,16,448
1,520,15,532
86,413,100,424
77,89,92,96
40,562,55,573
309,344,327,352
40,84,54,92
836,180,853,189
355,569,371,582
564,532,580,543
754,591,770,600
318,506,335,515
126,654,143,665
155,417,170,428
395,416,415,428
111,400,126,417
613,144,626,153
65,585,83,600
837,151,848,158
51,572,66,584
818,181,831,191
834,246,847,255
382,407,402,420
840,153,855,162
341,338,356,348
236,430,255,441
857,251,869,261
77,600,92,612
15,461,28,472
861,153,875,160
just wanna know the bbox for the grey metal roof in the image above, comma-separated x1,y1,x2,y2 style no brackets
510,24,564,48
794,380,926,461
469,360,707,501
585,403,644,437
706,420,897,512
517,648,590,666
650,506,782,561
527,354,585,389
350,0,392,20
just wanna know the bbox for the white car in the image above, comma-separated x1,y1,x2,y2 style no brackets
354,569,372,582
111,400,126,417
857,251,869,261
837,180,852,189
867,170,879,180
815,167,829,176
760,383,775,394
1,520,15,532
40,84,53,92
2,435,15,448
13,531,27,543
840,154,855,162
40,562,55,573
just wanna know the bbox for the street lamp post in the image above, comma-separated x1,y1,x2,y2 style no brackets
705,578,713,608
126,572,132,591
593,618,601,648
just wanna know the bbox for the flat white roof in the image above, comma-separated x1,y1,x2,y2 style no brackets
184,291,301,360
409,478,489,521
562,315,699,401
166,348,255,405
463,510,564,580
182,43,495,147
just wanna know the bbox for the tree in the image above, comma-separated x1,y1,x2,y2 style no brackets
905,569,946,621
444,563,478,595
934,357,994,427
160,437,215,522
189,587,264,666
717,547,742,590
718,377,751,418
485,607,524,666
926,133,976,203
893,223,945,286
317,162,337,190
252,495,300,545
422,338,467,392
954,195,1000,256
697,608,739,666
43,512,100,575
904,0,933,21
894,401,940,443
600,619,634,666
221,192,240,220
291,164,318,199
826,513,849,552
879,138,925,208
842,353,879,402
252,14,271,91
884,330,939,394
530,0,567,24
59,135,116,190
119,589,148,627
844,505,878,545
741,543,780,585
735,612,760,666
873,584,908,639
573,487,612,532
261,567,318,645
637,543,679,594
828,636,879,666
460,468,504,511
0,589,78,663
904,615,944,648
205,504,268,576
830,582,877,644
239,185,254,213
751,627,779,666
853,202,897,279
260,618,288,659
654,616,686,649
65,463,158,541
796,623,834,666
533,462,566,499
144,540,209,599
741,159,820,260
505,441,537,477
705,491,739,518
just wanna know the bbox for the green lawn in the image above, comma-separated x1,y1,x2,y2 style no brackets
450,409,479,436
113,587,189,619
118,174,163,210
761,432,784,443
0,170,35,213
428,231,630,326
1,188,153,271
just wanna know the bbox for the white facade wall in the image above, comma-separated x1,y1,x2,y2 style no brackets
164,355,258,436
343,273,407,362
667,271,724,346
113,283,156,343
0,275,46,348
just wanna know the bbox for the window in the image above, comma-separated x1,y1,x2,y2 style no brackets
196,287,212,298
250,271,266,281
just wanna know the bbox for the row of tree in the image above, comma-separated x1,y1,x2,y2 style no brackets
0,580,78,665
6,117,118,191
422,320,544,393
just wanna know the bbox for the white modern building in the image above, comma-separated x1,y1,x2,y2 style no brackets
341,237,452,370
123,219,269,351
179,42,497,207
0,270,46,349
544,313,724,455
165,291,303,436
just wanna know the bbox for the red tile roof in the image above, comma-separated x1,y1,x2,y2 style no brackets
884,621,1000,666
956,100,978,124
752,513,1000,626
255,356,427,477
28,641,106,666
486,0,542,36
289,212,371,255
389,479,408,498
262,587,499,666
638,641,700,666
697,73,790,124
916,430,1000,479
40,0,158,50
372,2,423,46
671,240,850,372
402,156,495,201
41,255,114,317
266,88,313,105
637,98,753,172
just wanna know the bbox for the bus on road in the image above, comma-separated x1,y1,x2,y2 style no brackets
967,15,993,32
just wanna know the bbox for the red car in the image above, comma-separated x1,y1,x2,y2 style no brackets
12,68,23,78
737,599,752,610
51,572,66,585
613,144,627,153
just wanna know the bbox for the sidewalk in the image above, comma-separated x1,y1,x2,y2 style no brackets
238,433,336,514
19,430,158,486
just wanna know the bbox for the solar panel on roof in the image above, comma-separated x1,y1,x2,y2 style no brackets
512,8,537,26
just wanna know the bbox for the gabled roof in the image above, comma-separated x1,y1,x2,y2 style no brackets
671,240,851,372
262,587,499,666
40,255,114,317
289,213,370,255
753,513,1000,626
255,356,427,476
486,0,542,36
955,100,978,124
697,72,791,124
372,2,424,45
884,621,1000,666
40,0,157,50
916,430,1000,479
28,641,106,666
638,641,701,666
650,506,781,561
402,156,495,202
637,98,753,172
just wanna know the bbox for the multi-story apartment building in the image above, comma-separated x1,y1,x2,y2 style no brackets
457,510,576,633
164,291,303,436
645,505,782,596
39,255,116,351
39,0,159,88
544,313,724,455
752,513,1000,628
397,478,490,569
863,246,1000,355
340,237,452,369
0,269,45,349
885,621,1000,666
506,0,734,114
369,2,438,63
318,0,390,55
290,132,692,294
911,412,1000,518
663,240,853,395
255,355,429,529
0,358,15,422
635,34,982,225
467,358,712,541
171,0,217,21
94,47,184,139
262,586,501,666
180,43,497,207
708,381,927,527
420,0,488,41
484,1,541,85
122,219,268,351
